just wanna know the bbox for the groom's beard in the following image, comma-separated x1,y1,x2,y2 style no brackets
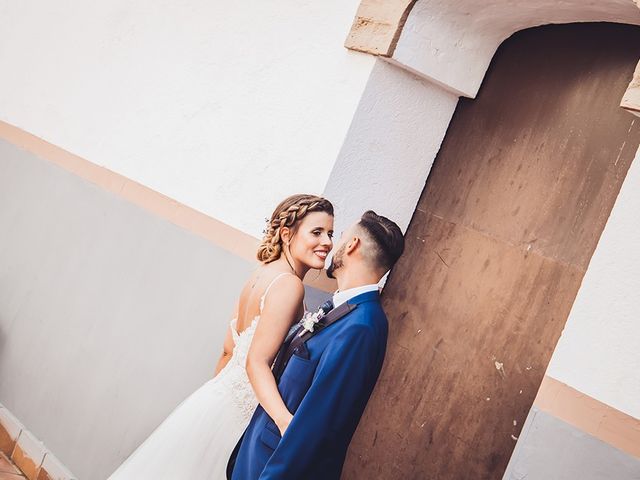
326,244,345,279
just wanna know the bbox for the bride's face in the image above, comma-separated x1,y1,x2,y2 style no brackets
288,212,334,270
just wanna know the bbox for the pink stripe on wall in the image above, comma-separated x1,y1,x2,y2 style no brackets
0,120,336,293
534,375,640,458
0,120,260,262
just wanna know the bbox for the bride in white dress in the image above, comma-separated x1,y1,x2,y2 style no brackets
108,194,334,479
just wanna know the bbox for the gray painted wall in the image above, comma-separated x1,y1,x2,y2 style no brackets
0,140,255,479
503,407,640,480
303,285,332,313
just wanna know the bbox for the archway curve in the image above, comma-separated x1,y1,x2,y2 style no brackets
346,0,640,104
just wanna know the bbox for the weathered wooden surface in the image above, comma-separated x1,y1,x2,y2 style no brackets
344,23,640,480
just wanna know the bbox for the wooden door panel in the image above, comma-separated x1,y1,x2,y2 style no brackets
423,30,640,271
348,211,583,478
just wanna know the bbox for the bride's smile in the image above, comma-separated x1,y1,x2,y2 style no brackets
283,211,334,272
314,249,328,260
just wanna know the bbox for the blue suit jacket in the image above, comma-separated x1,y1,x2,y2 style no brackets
228,290,388,480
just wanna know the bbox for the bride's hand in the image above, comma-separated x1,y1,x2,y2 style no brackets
276,412,294,436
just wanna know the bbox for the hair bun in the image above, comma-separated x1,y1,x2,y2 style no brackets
257,194,334,264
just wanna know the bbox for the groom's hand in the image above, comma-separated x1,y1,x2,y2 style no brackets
259,324,379,480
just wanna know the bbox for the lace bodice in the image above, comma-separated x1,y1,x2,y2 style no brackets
216,316,258,421
215,272,293,422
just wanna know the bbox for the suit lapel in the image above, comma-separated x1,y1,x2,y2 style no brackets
299,301,358,342
273,290,378,380
285,302,357,363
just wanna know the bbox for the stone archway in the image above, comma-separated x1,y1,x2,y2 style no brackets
345,0,640,109
335,6,640,478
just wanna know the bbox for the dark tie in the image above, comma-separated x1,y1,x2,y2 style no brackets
317,299,335,319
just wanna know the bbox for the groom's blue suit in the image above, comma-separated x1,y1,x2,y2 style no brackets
228,290,388,480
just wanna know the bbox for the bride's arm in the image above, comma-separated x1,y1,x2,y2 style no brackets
213,326,235,376
246,276,305,436
213,301,240,377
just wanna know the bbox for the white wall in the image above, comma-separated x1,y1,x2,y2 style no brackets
547,147,640,419
0,0,375,237
323,59,459,238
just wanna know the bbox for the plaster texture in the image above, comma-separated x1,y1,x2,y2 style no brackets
547,147,640,420
0,139,254,479
0,0,375,237
393,0,640,97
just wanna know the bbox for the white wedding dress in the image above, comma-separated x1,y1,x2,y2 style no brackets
108,273,292,480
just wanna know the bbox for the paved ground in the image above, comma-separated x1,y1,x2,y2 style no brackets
0,452,24,479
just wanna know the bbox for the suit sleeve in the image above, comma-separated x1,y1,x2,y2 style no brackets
259,323,380,479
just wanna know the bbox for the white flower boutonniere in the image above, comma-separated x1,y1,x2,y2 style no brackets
298,301,333,336
300,311,321,334
299,305,330,335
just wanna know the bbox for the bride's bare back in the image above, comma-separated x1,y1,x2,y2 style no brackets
234,266,304,334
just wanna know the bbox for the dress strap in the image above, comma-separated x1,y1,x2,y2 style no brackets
229,318,240,341
260,272,296,313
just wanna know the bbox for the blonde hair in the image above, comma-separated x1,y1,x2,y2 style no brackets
257,194,334,263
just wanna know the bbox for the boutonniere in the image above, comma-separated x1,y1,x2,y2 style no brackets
299,308,328,334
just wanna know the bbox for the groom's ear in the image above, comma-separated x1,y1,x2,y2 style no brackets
345,236,360,255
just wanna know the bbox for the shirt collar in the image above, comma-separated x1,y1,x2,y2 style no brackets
332,284,379,309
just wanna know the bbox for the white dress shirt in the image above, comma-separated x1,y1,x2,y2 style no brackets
332,284,379,309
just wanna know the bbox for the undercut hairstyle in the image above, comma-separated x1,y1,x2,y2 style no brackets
357,210,405,272
257,194,334,264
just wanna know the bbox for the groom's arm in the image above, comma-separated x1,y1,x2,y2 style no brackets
259,322,382,479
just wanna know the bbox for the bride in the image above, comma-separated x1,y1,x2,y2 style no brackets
108,194,334,479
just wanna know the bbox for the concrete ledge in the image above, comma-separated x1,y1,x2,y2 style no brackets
0,404,76,480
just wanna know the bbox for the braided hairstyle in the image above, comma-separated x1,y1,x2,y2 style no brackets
257,194,334,264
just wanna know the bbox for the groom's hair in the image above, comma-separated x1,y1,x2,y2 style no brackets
356,210,404,272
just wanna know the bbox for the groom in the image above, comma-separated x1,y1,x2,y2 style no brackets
227,210,404,480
